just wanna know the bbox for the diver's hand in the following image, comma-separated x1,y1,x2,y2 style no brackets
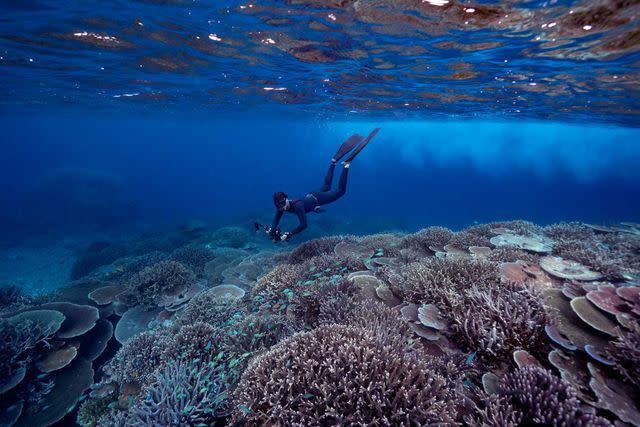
280,232,291,241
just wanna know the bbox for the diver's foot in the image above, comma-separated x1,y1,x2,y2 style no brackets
331,157,338,164
333,134,363,163
342,161,351,169
342,127,381,164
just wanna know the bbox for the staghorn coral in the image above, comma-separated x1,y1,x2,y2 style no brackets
173,291,245,328
222,312,300,359
233,324,463,426
126,359,230,426
384,258,546,364
288,236,344,264
544,222,595,241
386,257,500,303
497,366,611,426
486,246,539,264
0,310,65,393
170,245,215,276
164,322,221,364
357,232,403,257
252,263,303,298
103,329,175,387
345,299,413,349
552,239,624,280
459,281,547,363
122,260,196,309
400,226,454,253
606,320,640,388
77,396,113,427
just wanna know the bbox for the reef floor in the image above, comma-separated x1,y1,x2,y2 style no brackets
1,220,639,426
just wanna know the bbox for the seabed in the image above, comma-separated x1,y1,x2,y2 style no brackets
1,220,639,426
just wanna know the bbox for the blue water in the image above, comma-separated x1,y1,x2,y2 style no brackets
1,116,639,244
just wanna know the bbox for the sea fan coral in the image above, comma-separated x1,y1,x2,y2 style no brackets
233,324,463,426
288,236,343,264
606,320,640,388
122,260,196,309
127,359,230,426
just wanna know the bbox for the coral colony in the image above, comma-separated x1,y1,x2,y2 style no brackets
1,221,639,426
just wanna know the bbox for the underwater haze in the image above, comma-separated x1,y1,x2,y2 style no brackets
1,0,640,427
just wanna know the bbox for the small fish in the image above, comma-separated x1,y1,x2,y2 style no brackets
465,351,477,365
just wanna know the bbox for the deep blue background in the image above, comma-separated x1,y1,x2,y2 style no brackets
1,114,639,244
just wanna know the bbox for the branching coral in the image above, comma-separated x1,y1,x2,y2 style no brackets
0,310,65,393
486,247,539,264
77,396,113,427
173,291,245,328
458,281,547,362
400,226,454,253
126,359,230,426
170,245,215,276
233,324,464,426
552,239,624,280
497,366,610,426
384,258,546,364
122,260,196,309
252,263,303,299
103,330,175,387
386,257,499,303
544,222,596,241
288,236,344,264
163,322,221,364
606,320,640,388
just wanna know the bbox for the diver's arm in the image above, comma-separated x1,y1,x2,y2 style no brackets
271,209,283,230
288,203,308,236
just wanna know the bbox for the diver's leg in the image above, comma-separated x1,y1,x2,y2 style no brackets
315,166,349,205
319,163,336,192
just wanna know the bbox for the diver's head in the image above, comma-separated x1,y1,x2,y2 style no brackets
273,192,289,211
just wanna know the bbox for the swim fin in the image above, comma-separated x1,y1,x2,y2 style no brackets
333,134,363,162
343,127,381,163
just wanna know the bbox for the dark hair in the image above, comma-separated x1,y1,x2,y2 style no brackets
273,192,287,209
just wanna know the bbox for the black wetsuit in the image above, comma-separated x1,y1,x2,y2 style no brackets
271,163,348,237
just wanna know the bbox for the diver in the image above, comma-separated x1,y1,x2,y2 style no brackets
263,128,380,242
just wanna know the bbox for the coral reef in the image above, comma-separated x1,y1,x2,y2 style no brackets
384,258,546,363
401,226,454,253
173,290,245,328
121,260,196,309
104,330,175,387
234,324,464,426
126,359,230,426
287,236,343,264
170,245,215,276
606,320,640,388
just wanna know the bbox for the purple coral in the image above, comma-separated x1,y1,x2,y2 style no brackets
497,366,611,426
126,359,230,426
104,330,175,387
233,324,463,426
